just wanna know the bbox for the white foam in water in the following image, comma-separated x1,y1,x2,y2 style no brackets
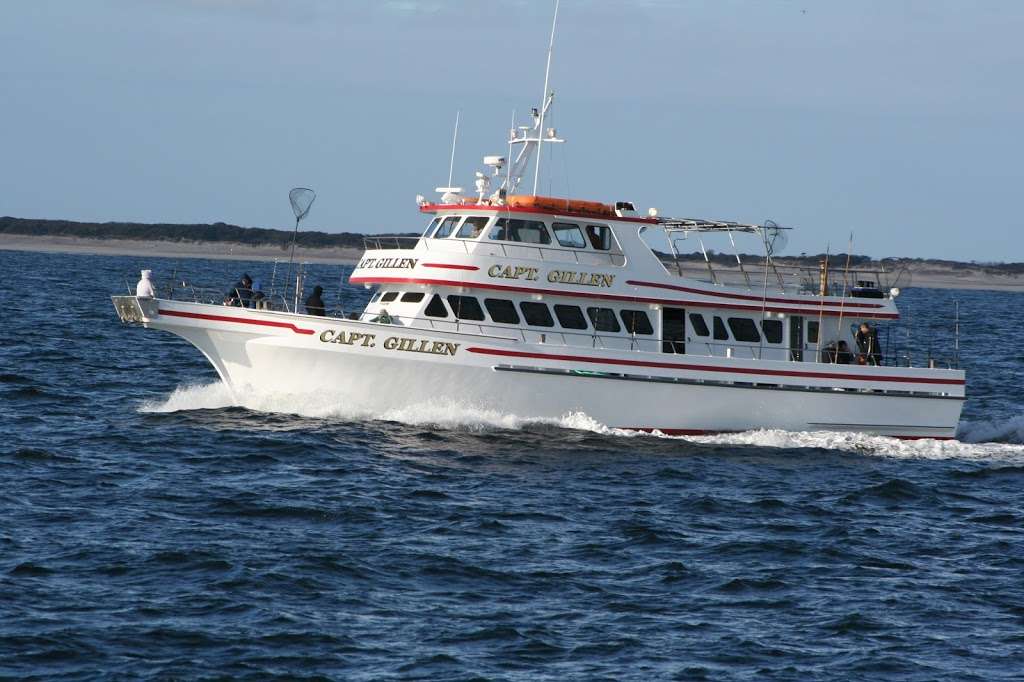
141,382,1024,461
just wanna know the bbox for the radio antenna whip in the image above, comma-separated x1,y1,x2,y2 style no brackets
532,0,560,196
447,110,461,189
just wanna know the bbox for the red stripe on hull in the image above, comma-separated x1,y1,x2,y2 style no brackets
348,276,900,319
625,427,954,441
157,309,316,335
626,279,887,309
466,346,965,386
421,263,479,271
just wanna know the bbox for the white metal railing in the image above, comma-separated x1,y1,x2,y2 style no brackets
137,279,958,371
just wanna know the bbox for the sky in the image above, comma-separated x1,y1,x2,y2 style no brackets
1,0,1022,261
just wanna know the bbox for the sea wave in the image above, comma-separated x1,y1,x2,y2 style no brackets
141,382,1024,460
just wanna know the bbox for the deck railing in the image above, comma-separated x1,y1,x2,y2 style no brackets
136,280,957,371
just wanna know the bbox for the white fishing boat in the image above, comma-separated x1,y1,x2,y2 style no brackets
112,12,965,440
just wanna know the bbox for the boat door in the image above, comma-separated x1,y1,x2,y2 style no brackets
662,307,686,354
789,315,804,361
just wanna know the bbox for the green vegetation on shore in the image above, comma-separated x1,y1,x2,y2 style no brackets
3,216,1023,274
0,216,378,251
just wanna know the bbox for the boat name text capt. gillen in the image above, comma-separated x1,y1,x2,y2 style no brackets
357,257,418,270
487,264,614,287
318,330,458,356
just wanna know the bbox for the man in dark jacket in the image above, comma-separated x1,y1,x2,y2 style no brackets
855,322,882,366
305,285,326,316
225,274,253,307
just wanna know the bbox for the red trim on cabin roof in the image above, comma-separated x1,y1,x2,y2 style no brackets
466,346,965,385
157,309,316,335
421,263,480,271
626,279,889,309
348,275,900,319
419,203,658,224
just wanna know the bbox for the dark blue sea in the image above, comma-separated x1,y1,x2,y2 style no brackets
2,247,1023,681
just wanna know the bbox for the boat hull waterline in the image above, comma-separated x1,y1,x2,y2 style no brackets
117,297,965,440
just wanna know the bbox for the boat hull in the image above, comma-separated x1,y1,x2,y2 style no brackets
117,298,965,440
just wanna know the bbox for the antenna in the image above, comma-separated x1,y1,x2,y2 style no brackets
447,110,460,189
532,0,560,196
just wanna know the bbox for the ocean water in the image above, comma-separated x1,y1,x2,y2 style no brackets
1,247,1023,680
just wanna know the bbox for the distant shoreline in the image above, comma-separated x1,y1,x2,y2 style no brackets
4,232,1024,293
0,234,362,265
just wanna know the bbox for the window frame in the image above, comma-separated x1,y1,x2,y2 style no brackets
713,316,729,341
620,309,653,335
551,222,588,249
455,216,490,239
727,317,761,343
689,313,710,337
489,217,552,245
424,294,448,318
761,319,783,344
432,215,461,239
483,298,520,325
446,295,486,321
519,301,555,327
585,224,613,251
587,306,622,333
553,304,588,330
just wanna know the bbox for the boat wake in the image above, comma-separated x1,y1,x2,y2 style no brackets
141,382,1024,460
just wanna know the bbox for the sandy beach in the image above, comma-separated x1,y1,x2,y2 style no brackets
3,233,1023,292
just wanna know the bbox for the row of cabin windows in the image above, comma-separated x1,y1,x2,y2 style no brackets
424,215,614,251
687,312,782,343
405,292,653,335
375,290,819,345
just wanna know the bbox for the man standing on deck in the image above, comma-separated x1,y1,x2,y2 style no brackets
855,322,882,366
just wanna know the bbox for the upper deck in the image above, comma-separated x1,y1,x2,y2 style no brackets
350,199,901,323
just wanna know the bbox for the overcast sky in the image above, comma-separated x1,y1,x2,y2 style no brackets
1,1,1021,260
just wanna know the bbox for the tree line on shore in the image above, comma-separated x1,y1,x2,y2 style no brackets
3,216,1022,274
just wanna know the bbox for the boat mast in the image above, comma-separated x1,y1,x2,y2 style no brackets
532,0,560,196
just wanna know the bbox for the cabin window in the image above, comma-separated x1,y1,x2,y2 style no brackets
761,319,783,344
422,217,440,237
554,304,588,329
620,310,653,335
484,298,520,324
689,313,710,337
490,218,552,245
713,316,729,341
808,321,820,344
552,222,587,249
728,317,761,343
520,302,555,327
456,216,490,239
370,291,383,303
380,291,399,303
447,295,485,321
424,294,448,318
432,216,461,239
400,292,425,303
585,224,612,251
588,307,621,333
